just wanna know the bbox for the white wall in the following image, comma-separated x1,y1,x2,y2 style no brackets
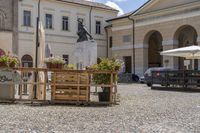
18,0,117,63
0,31,13,54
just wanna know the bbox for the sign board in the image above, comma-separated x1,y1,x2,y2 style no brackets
0,68,21,84
0,68,21,100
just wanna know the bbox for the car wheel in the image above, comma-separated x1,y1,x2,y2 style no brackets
147,82,152,87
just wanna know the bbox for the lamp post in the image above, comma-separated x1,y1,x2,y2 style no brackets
34,0,41,99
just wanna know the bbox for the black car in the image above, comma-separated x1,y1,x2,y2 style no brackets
144,67,174,87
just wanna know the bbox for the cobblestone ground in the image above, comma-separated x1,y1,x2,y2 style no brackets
0,84,200,133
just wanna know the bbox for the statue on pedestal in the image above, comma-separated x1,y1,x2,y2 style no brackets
77,20,93,43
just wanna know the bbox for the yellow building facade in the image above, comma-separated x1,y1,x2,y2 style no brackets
107,0,200,76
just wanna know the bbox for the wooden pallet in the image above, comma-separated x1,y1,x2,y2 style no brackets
51,72,90,103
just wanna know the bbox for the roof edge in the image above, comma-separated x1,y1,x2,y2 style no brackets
106,0,152,22
56,0,119,12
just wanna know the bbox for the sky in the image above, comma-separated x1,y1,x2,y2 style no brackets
86,0,149,16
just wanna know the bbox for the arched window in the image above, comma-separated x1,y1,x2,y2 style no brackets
144,30,163,68
21,55,33,68
0,10,5,30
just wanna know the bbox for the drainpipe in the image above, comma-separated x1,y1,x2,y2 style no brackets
128,16,135,74
89,6,93,34
105,27,109,57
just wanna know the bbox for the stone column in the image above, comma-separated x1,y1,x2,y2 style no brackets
134,44,148,77
162,40,179,69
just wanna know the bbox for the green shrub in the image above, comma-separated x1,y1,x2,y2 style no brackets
92,58,123,84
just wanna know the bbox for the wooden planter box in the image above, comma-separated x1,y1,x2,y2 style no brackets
51,72,89,103
9,62,16,68
46,63,64,69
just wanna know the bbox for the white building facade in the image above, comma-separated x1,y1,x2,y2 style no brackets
0,0,118,67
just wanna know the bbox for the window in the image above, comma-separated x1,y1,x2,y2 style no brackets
46,14,53,29
123,35,131,43
21,54,33,68
96,21,101,34
109,37,113,48
77,18,84,31
123,56,132,73
63,55,69,65
23,10,31,26
62,16,69,31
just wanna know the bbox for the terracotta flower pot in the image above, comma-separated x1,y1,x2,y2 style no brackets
57,64,64,69
0,62,7,68
46,63,51,68
51,64,57,69
9,62,16,68
46,63,64,69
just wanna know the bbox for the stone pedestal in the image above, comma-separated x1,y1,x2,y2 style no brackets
74,40,97,69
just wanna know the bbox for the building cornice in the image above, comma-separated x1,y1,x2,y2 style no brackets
133,2,200,27
132,1,200,20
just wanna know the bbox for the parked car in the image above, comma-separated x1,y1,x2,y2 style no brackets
144,67,174,87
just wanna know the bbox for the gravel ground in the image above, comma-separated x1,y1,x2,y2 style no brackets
1,84,200,133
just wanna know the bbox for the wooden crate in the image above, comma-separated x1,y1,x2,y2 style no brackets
51,72,89,103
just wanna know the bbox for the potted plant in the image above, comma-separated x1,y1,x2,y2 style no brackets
8,56,19,68
0,55,9,68
44,56,65,69
92,58,123,102
0,55,19,68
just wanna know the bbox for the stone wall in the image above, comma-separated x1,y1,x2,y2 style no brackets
0,0,13,31
0,0,18,54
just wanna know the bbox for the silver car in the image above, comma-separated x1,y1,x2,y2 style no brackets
144,67,174,87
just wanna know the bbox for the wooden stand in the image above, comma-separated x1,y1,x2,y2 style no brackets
0,68,118,106
51,72,90,103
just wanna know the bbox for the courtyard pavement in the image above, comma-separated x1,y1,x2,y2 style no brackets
0,84,200,132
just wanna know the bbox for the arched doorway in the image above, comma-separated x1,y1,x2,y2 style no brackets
144,31,163,68
21,55,33,68
21,55,33,95
174,25,198,70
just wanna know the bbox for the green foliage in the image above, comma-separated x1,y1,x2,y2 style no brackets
0,55,19,67
92,58,123,84
9,56,19,65
0,55,9,63
64,64,76,70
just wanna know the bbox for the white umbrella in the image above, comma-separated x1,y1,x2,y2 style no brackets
32,21,46,68
38,21,46,67
38,22,46,99
161,45,200,69
160,45,200,58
